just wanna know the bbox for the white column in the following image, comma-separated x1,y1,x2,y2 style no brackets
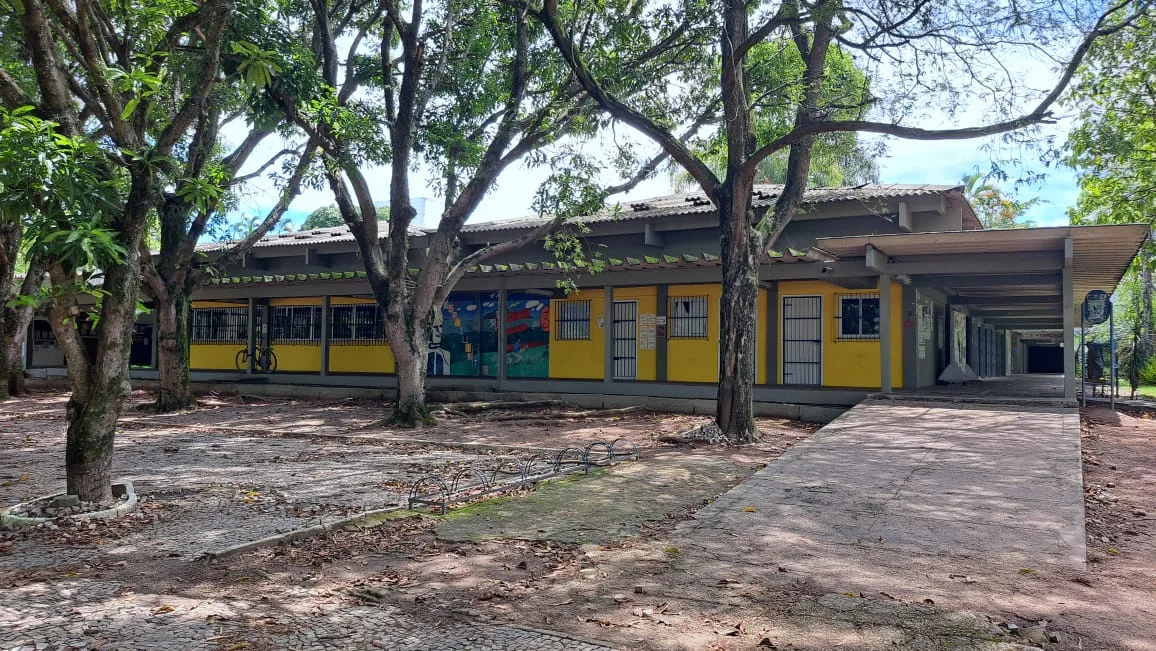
1063,237,1076,404
604,286,614,384
320,295,331,376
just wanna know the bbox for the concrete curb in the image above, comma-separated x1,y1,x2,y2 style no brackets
1,481,137,527
201,504,407,561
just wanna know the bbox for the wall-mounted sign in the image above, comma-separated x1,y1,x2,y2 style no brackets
1083,290,1112,326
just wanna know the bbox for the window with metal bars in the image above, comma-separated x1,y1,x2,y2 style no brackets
668,296,709,339
190,308,247,344
836,293,881,340
271,305,321,344
554,300,591,340
330,304,384,344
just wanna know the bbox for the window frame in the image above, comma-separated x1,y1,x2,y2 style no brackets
190,307,248,345
836,294,881,341
330,303,385,344
668,295,709,339
270,305,322,344
554,299,592,341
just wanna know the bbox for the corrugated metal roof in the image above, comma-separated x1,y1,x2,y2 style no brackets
815,224,1150,323
462,183,962,233
194,221,426,253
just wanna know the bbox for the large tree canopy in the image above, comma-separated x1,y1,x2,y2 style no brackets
522,0,1153,442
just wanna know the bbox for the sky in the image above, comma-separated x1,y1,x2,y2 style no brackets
230,127,1078,232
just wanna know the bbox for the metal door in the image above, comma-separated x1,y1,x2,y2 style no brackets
782,296,822,385
613,300,638,380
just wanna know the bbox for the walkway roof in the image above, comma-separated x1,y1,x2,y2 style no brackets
815,223,1150,329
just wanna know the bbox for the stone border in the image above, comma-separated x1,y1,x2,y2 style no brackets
201,504,407,561
0,480,138,527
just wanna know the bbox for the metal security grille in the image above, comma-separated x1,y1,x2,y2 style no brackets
613,300,638,380
271,305,321,344
835,293,880,340
191,307,247,344
330,303,384,344
782,295,822,385
668,296,708,339
555,300,591,340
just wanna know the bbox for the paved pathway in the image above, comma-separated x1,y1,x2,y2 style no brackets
671,398,1086,589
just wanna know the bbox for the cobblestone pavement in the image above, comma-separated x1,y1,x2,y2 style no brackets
1,394,614,649
4,414,520,561
0,580,610,650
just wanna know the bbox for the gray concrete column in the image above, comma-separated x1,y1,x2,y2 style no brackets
246,297,257,374
604,286,614,383
320,295,331,376
655,285,668,382
765,283,778,385
497,289,508,388
880,273,892,393
1063,237,1076,403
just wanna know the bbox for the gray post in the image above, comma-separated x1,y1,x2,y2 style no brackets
655,285,668,382
605,285,614,381
320,295,331,376
497,289,508,388
880,273,892,393
765,282,778,385
1064,237,1076,405
246,297,256,374
150,313,159,369
604,286,614,383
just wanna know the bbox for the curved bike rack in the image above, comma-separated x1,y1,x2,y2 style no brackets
407,476,451,515
609,437,640,461
582,441,614,471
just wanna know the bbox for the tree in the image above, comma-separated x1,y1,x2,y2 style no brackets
524,0,1153,442
961,172,1040,230
2,0,238,500
1068,9,1156,344
276,0,698,425
300,203,387,230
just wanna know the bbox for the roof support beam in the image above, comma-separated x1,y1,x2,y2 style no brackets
912,272,1063,289
957,295,1062,306
883,252,1064,276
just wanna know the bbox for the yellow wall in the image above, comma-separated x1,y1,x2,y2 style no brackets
548,290,606,380
775,280,903,389
329,344,395,374
190,344,244,370
666,284,722,383
269,297,323,306
191,300,246,309
273,344,321,372
612,286,658,381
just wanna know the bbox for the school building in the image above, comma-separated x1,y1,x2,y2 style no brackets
22,184,1148,418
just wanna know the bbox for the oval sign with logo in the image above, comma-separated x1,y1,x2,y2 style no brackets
1083,290,1112,326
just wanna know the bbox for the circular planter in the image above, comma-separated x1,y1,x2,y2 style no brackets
1,481,138,527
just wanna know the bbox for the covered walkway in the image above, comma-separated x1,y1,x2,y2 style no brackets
674,396,1086,586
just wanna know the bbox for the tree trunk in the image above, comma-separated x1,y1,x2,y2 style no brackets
153,287,197,411
715,188,761,443
387,317,433,426
5,256,46,397
53,242,142,503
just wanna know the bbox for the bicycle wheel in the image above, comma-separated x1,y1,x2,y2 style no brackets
235,349,248,371
262,349,278,373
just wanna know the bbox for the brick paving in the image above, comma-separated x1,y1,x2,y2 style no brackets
1,396,613,650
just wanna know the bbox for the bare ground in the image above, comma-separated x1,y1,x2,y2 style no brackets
3,389,1155,650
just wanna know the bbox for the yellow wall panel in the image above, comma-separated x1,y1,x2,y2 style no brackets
548,290,606,380
191,300,246,309
666,284,721,383
190,344,244,370
775,280,903,389
329,343,395,374
272,344,321,372
612,286,658,381
269,297,323,306
331,296,377,305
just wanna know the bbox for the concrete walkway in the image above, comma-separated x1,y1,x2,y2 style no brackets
673,398,1086,587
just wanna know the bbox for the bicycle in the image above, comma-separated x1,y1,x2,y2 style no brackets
236,345,278,373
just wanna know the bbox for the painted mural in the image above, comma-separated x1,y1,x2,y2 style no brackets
427,293,499,377
505,293,550,378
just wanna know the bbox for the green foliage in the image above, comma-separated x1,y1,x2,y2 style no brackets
1067,12,1156,228
0,107,123,269
1140,356,1156,386
231,41,283,89
961,171,1040,229
299,204,388,230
